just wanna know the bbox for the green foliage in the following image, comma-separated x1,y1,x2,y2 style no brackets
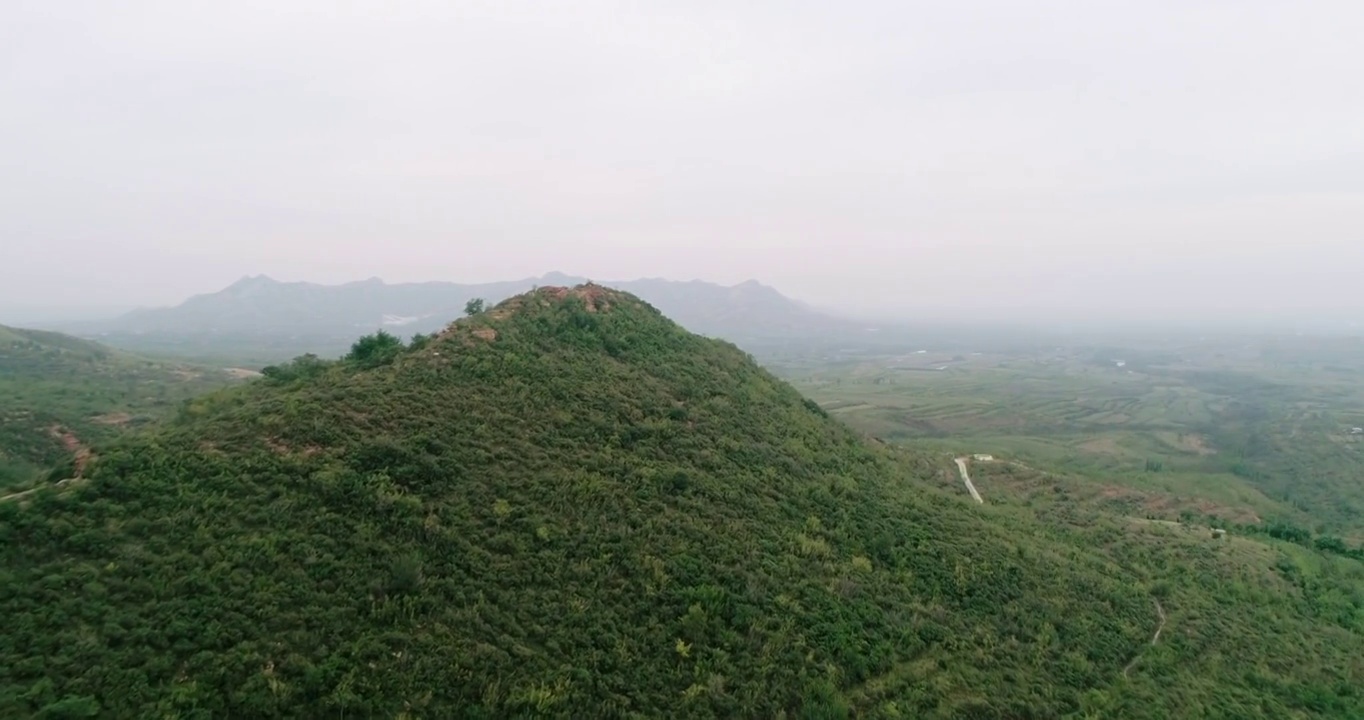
2,293,1361,718
36,695,100,719
345,330,404,368
790,340,1364,536
261,353,332,384
0,324,238,492
464,297,486,316
788,337,1364,717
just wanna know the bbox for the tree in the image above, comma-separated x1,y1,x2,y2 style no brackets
262,354,330,383
464,298,486,316
346,331,404,368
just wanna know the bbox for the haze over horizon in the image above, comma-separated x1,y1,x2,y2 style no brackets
4,2,1363,327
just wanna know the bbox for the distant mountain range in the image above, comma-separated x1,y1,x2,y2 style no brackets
61,273,875,362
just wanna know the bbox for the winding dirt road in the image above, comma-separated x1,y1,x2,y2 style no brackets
954,457,984,504
0,426,91,503
1122,598,1167,679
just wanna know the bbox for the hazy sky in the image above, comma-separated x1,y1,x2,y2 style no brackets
3,1,1362,323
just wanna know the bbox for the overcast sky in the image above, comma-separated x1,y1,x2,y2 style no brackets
3,1,1362,324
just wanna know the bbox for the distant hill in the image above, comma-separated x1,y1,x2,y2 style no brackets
0,324,243,491
68,272,866,362
4,286,1359,718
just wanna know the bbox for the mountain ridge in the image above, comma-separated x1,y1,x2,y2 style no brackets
82,272,852,341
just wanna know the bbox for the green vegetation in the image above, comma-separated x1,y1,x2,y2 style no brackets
966,455,1364,716
788,341,1364,538
3,296,1362,717
0,325,240,492
783,336,1364,716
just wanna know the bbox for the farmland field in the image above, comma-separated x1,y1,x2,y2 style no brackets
777,332,1364,538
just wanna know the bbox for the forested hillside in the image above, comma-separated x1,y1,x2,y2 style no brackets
0,325,239,491
2,288,1360,718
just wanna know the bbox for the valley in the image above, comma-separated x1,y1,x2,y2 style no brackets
0,325,245,493
783,334,1364,538
781,329,1364,716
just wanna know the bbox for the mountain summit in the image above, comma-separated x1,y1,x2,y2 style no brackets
0,287,1233,717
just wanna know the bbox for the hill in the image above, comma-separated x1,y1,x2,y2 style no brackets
2,287,1361,718
0,324,243,492
62,273,864,363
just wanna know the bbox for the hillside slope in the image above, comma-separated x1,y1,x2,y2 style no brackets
2,288,1359,718
0,325,240,491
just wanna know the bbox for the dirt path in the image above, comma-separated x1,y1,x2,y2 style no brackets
954,457,984,504
0,477,82,504
50,425,93,477
1122,598,1167,679
0,427,92,503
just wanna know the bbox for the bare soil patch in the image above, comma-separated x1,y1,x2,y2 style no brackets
1180,433,1216,455
266,437,323,457
1154,431,1217,455
1078,436,1124,455
48,425,92,477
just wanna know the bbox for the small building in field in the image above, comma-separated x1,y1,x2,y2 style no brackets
1351,427,1363,435
973,454,995,462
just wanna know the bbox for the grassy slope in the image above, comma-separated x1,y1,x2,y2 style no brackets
2,293,1361,718
0,324,241,491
